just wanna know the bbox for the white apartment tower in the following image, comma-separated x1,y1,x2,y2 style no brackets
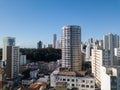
92,45,111,87
2,37,15,62
62,25,82,71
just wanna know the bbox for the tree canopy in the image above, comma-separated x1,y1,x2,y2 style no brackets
20,48,61,62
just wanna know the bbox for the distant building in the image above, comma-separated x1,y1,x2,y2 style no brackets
6,46,19,79
53,34,57,48
20,54,26,65
103,33,119,65
88,38,93,44
101,66,120,90
37,41,42,49
48,44,53,48
103,33,119,50
62,25,82,71
2,37,15,62
56,40,61,49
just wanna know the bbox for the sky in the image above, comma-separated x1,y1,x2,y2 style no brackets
0,0,120,48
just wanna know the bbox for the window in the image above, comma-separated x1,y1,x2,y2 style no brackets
90,80,93,83
81,85,85,87
91,85,94,88
72,84,75,87
67,79,70,81
72,79,74,82
86,85,89,88
82,80,85,83
63,78,66,81
76,79,78,82
76,84,78,86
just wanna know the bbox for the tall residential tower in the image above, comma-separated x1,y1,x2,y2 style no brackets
62,25,82,71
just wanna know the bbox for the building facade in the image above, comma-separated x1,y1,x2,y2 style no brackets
101,66,120,90
62,25,82,71
6,46,19,79
92,45,111,87
50,71,95,90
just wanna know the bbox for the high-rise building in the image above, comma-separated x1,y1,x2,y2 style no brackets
103,33,119,65
92,45,111,87
62,25,82,71
6,46,19,79
53,34,57,48
103,33,119,50
2,37,15,61
37,41,42,49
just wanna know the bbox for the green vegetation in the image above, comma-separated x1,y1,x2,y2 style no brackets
0,48,61,62
20,48,61,62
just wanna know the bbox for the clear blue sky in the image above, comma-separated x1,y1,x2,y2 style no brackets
0,0,120,48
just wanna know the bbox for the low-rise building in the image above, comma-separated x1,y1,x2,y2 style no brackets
50,69,95,90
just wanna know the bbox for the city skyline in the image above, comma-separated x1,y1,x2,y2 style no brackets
0,0,120,48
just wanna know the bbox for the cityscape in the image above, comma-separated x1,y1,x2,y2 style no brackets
0,0,120,90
